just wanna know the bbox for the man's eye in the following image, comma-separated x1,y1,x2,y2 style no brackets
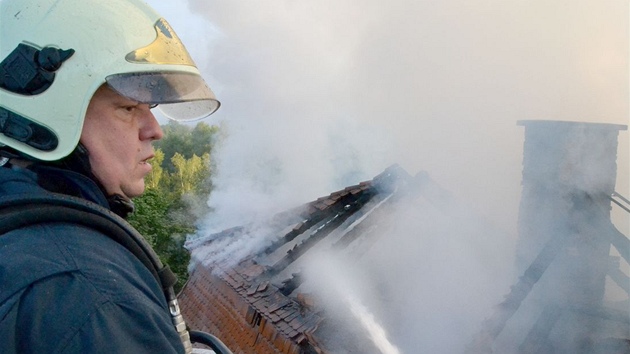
123,105,137,112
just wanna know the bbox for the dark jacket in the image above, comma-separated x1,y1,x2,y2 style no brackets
0,164,185,353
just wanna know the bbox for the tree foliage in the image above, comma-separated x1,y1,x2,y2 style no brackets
154,121,219,173
128,188,193,291
128,121,219,292
171,152,211,195
145,149,164,190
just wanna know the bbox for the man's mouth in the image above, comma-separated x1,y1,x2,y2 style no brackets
140,156,154,165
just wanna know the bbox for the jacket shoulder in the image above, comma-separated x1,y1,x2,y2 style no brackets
0,223,183,353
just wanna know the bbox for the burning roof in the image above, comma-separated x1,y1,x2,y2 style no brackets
178,162,518,353
178,121,629,354
179,164,418,353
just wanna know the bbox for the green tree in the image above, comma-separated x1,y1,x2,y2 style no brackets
190,122,218,159
128,122,220,293
145,149,164,190
171,152,210,194
155,121,219,173
128,188,193,292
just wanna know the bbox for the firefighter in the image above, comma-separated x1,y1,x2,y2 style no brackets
0,0,219,352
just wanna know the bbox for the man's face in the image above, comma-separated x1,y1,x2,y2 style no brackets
80,85,163,198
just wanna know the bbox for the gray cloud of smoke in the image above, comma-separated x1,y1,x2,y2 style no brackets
148,0,628,236
146,0,628,351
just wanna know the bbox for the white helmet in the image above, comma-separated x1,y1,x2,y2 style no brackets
0,0,220,161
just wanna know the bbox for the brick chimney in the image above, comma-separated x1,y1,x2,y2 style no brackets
515,120,627,351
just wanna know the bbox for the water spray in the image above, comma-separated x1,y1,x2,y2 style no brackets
344,293,401,354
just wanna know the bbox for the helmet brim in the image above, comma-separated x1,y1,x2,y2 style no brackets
106,71,220,121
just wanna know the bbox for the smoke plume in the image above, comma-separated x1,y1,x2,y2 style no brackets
145,0,628,352
148,0,627,235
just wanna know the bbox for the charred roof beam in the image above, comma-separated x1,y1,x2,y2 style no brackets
266,190,376,276
261,183,376,255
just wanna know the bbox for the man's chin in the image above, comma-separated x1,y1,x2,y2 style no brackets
121,184,146,199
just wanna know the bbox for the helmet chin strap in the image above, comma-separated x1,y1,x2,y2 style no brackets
107,193,135,218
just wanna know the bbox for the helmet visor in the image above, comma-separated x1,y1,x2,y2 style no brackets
105,72,220,121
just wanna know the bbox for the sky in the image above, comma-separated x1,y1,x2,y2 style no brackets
144,1,629,352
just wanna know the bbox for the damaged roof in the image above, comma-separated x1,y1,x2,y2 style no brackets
179,164,424,353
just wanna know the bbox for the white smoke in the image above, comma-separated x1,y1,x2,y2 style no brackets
147,0,628,236
145,0,629,352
